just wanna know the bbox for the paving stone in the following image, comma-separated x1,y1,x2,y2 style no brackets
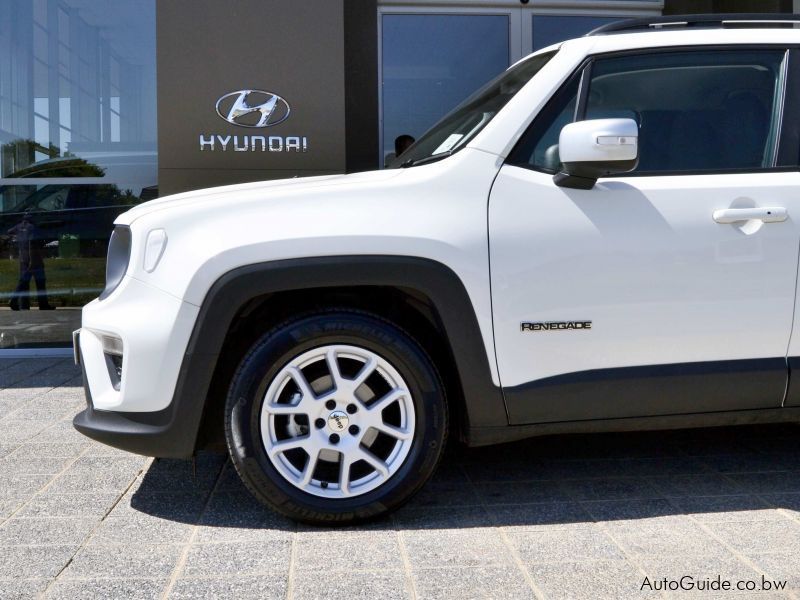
0,456,74,475
44,578,168,600
404,481,481,508
427,464,470,485
727,471,800,494
294,530,404,571
0,578,49,599
180,540,292,578
70,455,151,472
81,442,142,458
17,370,78,391
402,530,513,569
110,490,210,523
169,574,288,600
8,397,83,422
605,520,734,559
16,492,121,519
670,495,783,523
394,505,493,530
581,498,682,525
762,492,800,518
473,480,569,504
637,554,762,592
47,469,137,494
413,566,532,600
0,517,98,546
0,359,24,372
747,553,800,592
87,516,195,546
212,464,248,491
509,525,625,564
30,421,89,444
561,477,662,501
610,457,711,477
294,569,410,600
11,441,91,458
198,489,289,525
0,360,62,389
698,453,778,478
0,420,53,445
528,560,657,599
193,523,295,544
61,544,184,579
0,474,52,499
132,458,223,493
462,459,572,482
646,473,746,497
194,490,296,541
0,496,25,520
705,519,800,557
488,501,593,530
0,545,75,579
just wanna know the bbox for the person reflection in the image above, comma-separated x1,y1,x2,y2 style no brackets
395,134,415,157
384,134,416,167
8,213,55,311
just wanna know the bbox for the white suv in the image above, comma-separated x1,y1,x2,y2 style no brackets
74,15,800,524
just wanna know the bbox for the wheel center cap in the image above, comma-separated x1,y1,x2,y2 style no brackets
327,410,349,432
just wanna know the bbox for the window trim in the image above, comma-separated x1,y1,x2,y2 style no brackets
507,44,800,178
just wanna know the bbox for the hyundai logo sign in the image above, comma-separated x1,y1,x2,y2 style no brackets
215,90,291,128
201,89,307,153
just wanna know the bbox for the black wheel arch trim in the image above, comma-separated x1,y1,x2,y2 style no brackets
75,255,506,458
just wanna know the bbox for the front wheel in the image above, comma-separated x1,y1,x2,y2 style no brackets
224,311,448,524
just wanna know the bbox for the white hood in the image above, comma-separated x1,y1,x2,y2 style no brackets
116,169,403,226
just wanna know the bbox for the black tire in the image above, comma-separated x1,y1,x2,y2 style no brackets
224,310,448,525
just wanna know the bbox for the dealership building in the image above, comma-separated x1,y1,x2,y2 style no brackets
0,0,796,351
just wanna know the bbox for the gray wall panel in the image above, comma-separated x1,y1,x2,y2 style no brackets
157,0,347,195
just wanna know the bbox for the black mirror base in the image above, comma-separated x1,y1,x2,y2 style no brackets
553,171,596,189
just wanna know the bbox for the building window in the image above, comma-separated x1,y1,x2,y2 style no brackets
0,0,157,348
532,15,621,51
380,14,510,165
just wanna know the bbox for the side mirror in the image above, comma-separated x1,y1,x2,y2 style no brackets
554,118,639,190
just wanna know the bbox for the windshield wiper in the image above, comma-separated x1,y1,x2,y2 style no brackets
400,150,453,168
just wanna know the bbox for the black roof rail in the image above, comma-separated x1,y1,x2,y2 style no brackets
587,14,800,36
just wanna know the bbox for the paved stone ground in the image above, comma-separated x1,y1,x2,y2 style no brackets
1,358,800,599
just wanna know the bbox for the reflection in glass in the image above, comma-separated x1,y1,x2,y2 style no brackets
532,15,620,51
381,14,510,165
0,0,157,348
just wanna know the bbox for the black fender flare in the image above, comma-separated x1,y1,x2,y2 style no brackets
103,255,507,457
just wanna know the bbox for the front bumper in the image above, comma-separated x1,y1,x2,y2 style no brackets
72,275,205,458
73,349,200,458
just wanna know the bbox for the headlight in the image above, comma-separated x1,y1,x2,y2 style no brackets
143,229,167,273
100,226,131,300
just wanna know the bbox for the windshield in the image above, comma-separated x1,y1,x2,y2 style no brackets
390,50,558,168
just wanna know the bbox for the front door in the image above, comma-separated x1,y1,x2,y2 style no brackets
489,47,800,424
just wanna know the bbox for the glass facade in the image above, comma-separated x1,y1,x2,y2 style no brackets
532,15,621,51
381,14,510,165
379,10,637,166
0,0,156,348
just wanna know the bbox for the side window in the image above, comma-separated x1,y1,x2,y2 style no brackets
510,49,787,175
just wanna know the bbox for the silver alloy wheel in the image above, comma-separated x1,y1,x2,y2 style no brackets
260,344,416,498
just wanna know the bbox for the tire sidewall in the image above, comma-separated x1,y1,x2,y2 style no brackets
225,312,446,523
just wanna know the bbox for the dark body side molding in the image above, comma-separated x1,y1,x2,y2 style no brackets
75,255,507,457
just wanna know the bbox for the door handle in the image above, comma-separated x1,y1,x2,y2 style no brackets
712,207,788,224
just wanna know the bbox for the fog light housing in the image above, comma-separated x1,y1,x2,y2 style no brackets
101,334,123,391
